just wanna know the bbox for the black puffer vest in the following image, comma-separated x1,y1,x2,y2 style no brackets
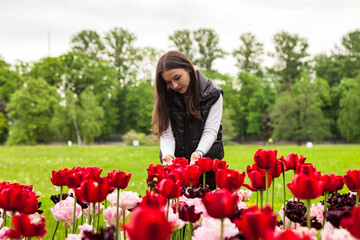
167,70,224,160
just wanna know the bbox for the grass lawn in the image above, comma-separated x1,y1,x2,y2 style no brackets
0,144,359,239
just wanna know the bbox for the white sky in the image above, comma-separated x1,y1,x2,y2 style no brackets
0,0,359,76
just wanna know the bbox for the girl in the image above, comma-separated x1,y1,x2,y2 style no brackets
151,51,224,189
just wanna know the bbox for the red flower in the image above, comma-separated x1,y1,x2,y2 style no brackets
147,164,169,186
323,174,344,193
195,157,213,173
185,165,201,186
50,168,69,186
234,205,277,240
0,184,39,214
282,153,306,171
269,229,302,240
244,167,272,191
107,170,131,189
154,178,181,199
254,149,277,169
215,169,246,192
172,157,189,167
344,169,360,192
5,213,47,239
202,189,238,219
168,168,188,187
178,203,202,223
287,173,324,199
340,206,360,239
74,177,112,203
84,166,102,181
66,167,85,188
212,159,229,172
295,163,317,176
124,206,172,240
139,190,167,208
269,159,283,178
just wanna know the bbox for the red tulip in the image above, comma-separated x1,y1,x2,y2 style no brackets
295,163,317,176
185,165,201,186
0,184,39,214
269,229,302,240
244,167,272,191
139,190,167,208
168,168,188,187
234,205,277,240
202,189,238,219
178,203,202,223
50,168,69,186
254,149,277,169
282,153,306,171
66,168,85,188
154,178,181,199
212,159,229,172
147,164,169,186
124,206,172,240
340,206,360,239
215,168,246,192
269,159,283,178
172,157,189,167
107,170,131,189
195,157,213,173
5,213,47,239
287,173,324,200
344,169,360,192
74,177,112,203
84,166,102,181
323,174,344,193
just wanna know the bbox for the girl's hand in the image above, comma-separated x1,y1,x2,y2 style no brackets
162,154,174,166
190,152,201,165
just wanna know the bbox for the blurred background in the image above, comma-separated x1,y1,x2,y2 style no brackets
0,0,360,145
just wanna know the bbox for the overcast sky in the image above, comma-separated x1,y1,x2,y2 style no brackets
1,0,359,75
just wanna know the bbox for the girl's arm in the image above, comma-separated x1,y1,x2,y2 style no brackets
191,94,223,163
160,122,176,164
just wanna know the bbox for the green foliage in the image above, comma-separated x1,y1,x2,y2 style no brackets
270,73,331,143
6,78,59,145
70,30,105,60
0,59,25,103
122,129,157,146
232,32,264,75
337,75,360,142
169,30,195,61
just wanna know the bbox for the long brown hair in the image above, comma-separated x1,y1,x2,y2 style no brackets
152,51,200,140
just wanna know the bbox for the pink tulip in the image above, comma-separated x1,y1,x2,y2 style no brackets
107,191,140,210
82,203,104,219
66,234,81,240
103,206,130,227
0,227,9,239
50,197,82,229
193,217,239,240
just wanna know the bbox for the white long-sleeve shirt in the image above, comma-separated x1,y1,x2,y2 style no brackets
160,94,223,158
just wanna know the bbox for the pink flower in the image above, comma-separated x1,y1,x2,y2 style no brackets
238,189,252,202
168,210,185,231
178,196,207,217
103,206,130,227
293,227,317,240
66,234,81,240
321,227,356,240
0,218,3,228
0,227,9,240
83,203,104,219
193,217,239,240
310,202,324,223
50,197,82,229
78,223,93,236
107,191,140,210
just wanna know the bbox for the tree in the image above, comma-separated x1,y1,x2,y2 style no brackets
232,32,264,75
270,73,331,143
337,75,360,142
169,30,195,60
341,30,360,56
0,59,24,103
193,28,226,72
270,31,310,91
0,98,7,142
6,78,59,145
70,30,105,60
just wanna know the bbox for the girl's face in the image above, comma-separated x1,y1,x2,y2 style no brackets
162,68,191,94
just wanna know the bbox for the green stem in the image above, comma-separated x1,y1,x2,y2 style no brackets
60,186,63,201
256,191,259,207
72,195,77,233
123,208,127,240
97,202,100,233
116,188,120,240
190,181,192,188
203,172,206,187
220,219,224,240
323,191,327,227
260,190,263,209
188,223,193,240
306,199,311,229
293,170,296,201
87,204,91,225
282,171,286,229
272,177,275,210
65,228,68,238
81,209,84,225
357,190,359,207
3,210,6,227
92,203,96,232
51,221,60,240
265,169,269,205
166,199,170,220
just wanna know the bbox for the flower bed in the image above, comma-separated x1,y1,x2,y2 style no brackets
0,149,359,240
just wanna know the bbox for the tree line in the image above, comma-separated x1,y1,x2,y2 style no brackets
0,28,359,145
